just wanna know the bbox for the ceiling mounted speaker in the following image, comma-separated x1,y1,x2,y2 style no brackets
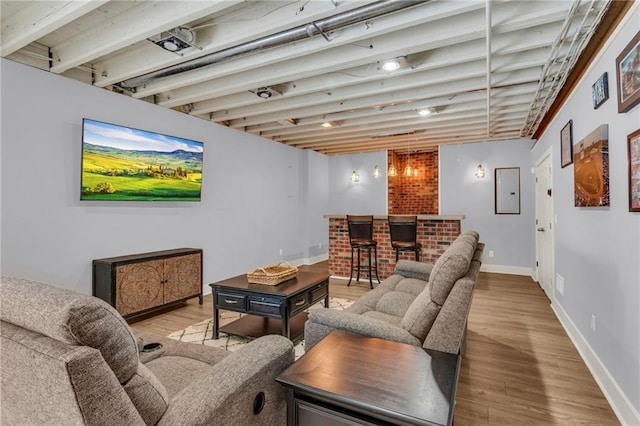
154,27,198,53
254,86,282,99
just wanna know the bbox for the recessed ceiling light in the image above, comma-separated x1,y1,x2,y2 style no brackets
321,121,341,128
418,107,435,116
382,59,401,71
381,56,408,72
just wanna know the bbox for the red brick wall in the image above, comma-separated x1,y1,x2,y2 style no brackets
388,150,439,214
328,217,461,280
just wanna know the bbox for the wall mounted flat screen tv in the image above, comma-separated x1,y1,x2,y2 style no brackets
81,118,203,201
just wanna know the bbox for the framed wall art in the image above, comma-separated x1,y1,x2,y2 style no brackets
592,72,609,109
628,128,640,212
574,124,609,207
561,119,573,168
616,31,640,113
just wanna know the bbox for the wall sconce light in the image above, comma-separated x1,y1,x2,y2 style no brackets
372,165,381,178
351,170,360,183
475,164,485,179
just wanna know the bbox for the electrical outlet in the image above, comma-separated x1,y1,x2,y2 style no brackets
318,243,322,249
279,248,283,256
488,250,494,258
590,315,596,332
556,273,565,296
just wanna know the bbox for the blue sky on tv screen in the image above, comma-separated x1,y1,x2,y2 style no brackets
83,119,203,153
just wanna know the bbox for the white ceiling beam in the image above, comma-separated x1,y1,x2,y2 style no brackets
49,2,242,74
276,109,528,146
226,67,540,129
191,40,542,117
91,0,377,87
310,127,524,154
277,113,528,149
154,8,491,107
134,1,485,99
209,46,548,123
257,95,532,140
220,59,488,122
0,1,108,56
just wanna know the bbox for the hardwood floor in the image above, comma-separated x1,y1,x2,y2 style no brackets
129,263,619,425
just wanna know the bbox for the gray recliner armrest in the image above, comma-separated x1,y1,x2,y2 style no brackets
394,260,434,281
304,309,421,351
157,335,293,426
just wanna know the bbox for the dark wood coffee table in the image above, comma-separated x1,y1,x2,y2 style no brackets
276,331,460,425
209,270,329,342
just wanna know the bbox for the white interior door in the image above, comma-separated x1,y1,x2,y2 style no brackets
535,150,554,298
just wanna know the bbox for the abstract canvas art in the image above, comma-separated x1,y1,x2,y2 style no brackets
574,124,609,207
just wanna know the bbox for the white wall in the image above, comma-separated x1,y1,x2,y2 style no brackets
0,58,329,294
303,149,330,261
531,7,640,422
327,150,388,214
440,139,535,274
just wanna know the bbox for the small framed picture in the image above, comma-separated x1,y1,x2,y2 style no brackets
628,128,640,212
592,72,609,109
616,31,640,113
560,120,573,168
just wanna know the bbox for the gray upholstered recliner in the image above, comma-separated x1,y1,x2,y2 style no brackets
0,277,294,425
304,231,483,355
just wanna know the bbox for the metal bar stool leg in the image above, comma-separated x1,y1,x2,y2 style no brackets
356,247,361,283
415,249,419,261
367,246,373,289
373,245,380,284
348,246,355,286
395,248,399,263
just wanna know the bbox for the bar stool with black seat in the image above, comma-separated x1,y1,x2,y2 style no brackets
388,215,422,262
347,215,380,289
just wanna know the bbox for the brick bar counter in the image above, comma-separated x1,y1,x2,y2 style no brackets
325,214,465,281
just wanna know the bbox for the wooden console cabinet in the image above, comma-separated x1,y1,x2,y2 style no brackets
93,248,203,319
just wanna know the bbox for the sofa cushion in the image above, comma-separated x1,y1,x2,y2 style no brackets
394,260,433,281
146,356,213,398
0,277,139,384
123,363,169,425
399,284,442,341
463,230,480,241
428,241,474,305
361,310,404,326
373,290,416,318
399,238,475,341
395,277,428,296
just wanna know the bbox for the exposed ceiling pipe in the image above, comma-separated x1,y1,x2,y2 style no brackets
118,0,426,89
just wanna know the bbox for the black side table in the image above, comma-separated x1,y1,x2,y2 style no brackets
276,331,460,425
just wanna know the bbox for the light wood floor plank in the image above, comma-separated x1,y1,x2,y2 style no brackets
129,263,619,425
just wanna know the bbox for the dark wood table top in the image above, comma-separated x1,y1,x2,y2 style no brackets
277,331,459,426
209,270,329,297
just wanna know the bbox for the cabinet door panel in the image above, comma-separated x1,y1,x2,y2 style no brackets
115,261,164,316
164,253,202,303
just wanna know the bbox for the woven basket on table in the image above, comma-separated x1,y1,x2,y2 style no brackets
246,261,298,285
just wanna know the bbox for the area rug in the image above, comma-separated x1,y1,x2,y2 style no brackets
167,297,354,359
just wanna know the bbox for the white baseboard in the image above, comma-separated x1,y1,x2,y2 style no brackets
290,253,328,266
480,263,533,277
551,302,640,426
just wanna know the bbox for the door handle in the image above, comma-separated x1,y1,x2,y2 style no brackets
537,227,545,232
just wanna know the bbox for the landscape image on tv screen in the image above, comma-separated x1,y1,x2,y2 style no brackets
81,118,204,201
